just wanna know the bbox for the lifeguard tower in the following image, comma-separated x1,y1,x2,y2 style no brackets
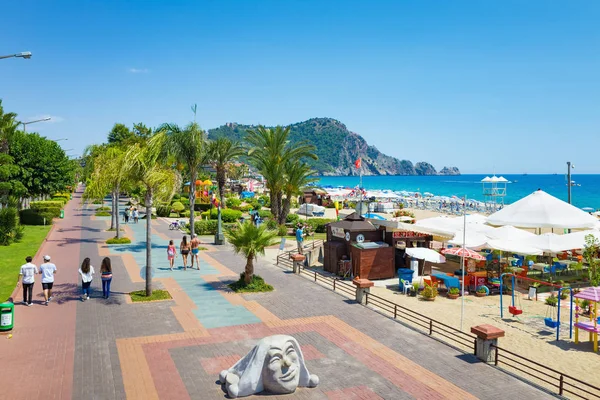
481,175,508,211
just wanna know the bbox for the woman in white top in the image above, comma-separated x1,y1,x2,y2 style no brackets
78,257,95,301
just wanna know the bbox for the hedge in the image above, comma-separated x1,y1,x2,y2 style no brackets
179,197,190,206
171,201,185,213
181,210,202,218
193,220,237,235
200,208,242,223
156,205,171,217
226,198,242,209
306,218,334,233
169,213,180,218
258,210,272,219
31,201,64,210
286,213,300,224
28,206,61,219
51,197,68,205
19,209,55,225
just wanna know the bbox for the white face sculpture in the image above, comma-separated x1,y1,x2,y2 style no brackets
262,337,301,394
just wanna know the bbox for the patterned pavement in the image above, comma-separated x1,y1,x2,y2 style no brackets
0,191,555,399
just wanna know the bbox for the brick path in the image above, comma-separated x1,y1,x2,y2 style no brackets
0,190,556,399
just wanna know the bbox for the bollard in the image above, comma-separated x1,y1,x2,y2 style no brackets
290,254,306,274
352,278,374,304
471,324,505,363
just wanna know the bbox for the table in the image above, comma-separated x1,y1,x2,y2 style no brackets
531,263,549,272
431,272,460,289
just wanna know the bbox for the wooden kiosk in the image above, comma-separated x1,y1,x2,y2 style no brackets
324,213,394,280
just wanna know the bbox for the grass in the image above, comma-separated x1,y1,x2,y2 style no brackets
106,236,132,244
282,232,326,241
129,289,172,302
0,225,52,301
228,273,274,293
95,211,111,217
106,228,124,232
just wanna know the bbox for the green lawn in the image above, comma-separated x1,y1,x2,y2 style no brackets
0,225,52,302
130,289,172,302
282,232,326,241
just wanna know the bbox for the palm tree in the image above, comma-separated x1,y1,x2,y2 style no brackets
156,122,206,235
246,126,317,224
126,138,181,295
225,221,279,284
281,161,314,222
0,100,19,153
208,137,245,206
84,146,130,236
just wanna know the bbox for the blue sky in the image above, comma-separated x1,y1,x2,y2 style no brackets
2,1,599,174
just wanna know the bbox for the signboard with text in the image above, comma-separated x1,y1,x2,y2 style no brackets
331,227,345,238
392,231,430,239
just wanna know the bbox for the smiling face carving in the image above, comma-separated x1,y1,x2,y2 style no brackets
262,338,301,393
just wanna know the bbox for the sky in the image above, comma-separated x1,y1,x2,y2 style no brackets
1,0,599,174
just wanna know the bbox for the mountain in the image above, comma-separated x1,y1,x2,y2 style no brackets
208,118,460,176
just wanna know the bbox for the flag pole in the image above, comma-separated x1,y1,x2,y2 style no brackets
460,194,466,331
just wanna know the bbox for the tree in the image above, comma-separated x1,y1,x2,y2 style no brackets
133,123,153,140
107,123,135,144
281,161,314,222
208,137,245,206
0,100,26,206
84,146,130,236
155,121,206,235
583,234,600,287
228,163,249,181
225,221,279,284
246,126,317,224
125,137,180,296
0,99,19,153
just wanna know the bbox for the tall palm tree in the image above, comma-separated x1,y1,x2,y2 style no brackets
246,126,317,224
225,221,279,284
156,122,206,235
208,137,245,206
281,161,314,222
0,100,19,153
126,138,181,295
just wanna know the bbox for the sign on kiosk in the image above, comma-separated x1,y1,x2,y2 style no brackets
331,227,345,238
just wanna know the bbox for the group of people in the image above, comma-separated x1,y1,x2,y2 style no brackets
123,206,139,224
18,255,114,305
167,234,202,271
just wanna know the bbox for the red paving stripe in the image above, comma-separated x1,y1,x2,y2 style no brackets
0,189,84,400
300,344,325,361
200,354,241,374
326,386,384,400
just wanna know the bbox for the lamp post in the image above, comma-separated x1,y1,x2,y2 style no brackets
52,138,68,142
21,117,51,133
0,51,32,60
566,161,574,204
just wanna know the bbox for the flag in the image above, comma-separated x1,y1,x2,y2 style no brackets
354,158,361,169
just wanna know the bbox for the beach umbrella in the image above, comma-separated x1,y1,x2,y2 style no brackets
449,230,488,249
487,190,598,229
485,225,536,241
405,247,446,264
582,207,595,213
442,247,486,260
485,239,543,255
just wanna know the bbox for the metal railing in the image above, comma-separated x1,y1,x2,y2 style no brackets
491,344,600,399
275,239,324,269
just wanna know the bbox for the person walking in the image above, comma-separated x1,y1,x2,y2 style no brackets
78,258,95,301
190,234,200,270
126,207,132,224
295,224,305,254
123,208,129,224
133,208,139,224
19,256,38,306
180,235,190,271
167,240,176,271
39,255,57,305
100,257,113,299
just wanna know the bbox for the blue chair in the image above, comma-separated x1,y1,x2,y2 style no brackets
528,260,534,267
486,253,493,262
554,262,567,275
516,259,523,267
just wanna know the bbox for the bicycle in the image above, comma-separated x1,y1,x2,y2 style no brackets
169,220,187,231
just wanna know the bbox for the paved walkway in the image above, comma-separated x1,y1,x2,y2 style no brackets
0,190,555,399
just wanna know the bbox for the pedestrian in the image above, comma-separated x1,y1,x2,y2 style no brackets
39,255,57,305
78,257,95,301
180,235,190,270
167,240,176,271
133,208,139,224
123,208,129,224
295,224,304,254
19,256,38,306
100,257,113,299
126,207,132,223
190,234,200,270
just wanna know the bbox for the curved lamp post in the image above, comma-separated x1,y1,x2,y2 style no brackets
21,117,51,133
0,51,32,60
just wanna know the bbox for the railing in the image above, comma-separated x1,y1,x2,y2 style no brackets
364,292,477,353
275,239,324,269
491,344,600,399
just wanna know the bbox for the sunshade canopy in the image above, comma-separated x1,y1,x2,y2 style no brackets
405,247,446,263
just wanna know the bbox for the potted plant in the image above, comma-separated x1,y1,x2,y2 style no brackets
420,285,438,301
447,287,460,299
475,286,488,297
545,295,558,307
410,282,419,297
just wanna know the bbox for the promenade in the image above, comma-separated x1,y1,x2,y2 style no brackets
0,188,554,399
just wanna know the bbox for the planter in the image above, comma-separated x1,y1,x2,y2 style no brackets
475,292,487,297
422,297,436,301
447,293,460,300
409,290,417,297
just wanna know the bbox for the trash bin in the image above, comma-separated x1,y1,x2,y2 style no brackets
60,210,64,219
0,302,14,331
398,268,415,291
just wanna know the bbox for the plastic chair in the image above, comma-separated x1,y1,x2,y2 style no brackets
516,259,523,267
400,279,411,295
554,262,567,275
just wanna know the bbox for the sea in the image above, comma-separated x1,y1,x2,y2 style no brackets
314,174,600,209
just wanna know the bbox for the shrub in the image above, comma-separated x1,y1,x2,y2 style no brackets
169,212,180,218
420,285,438,298
0,207,20,245
238,205,253,212
277,224,288,237
266,219,277,230
96,206,111,211
226,197,242,209
19,209,55,225
545,295,558,307
200,208,242,223
258,210,271,219
286,213,300,224
130,289,172,302
106,236,132,244
51,197,68,205
92,200,102,204
156,205,171,217
95,211,111,217
31,201,64,210
258,195,270,207
228,273,273,293
306,218,334,233
193,203,212,212
171,201,185,213
179,197,190,207
181,210,191,218
193,220,236,235
172,193,181,200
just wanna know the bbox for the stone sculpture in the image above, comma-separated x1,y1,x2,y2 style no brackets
219,335,319,398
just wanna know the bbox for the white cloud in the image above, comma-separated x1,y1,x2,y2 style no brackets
27,115,64,123
128,68,149,73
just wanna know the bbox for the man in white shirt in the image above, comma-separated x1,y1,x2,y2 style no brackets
39,255,57,305
19,256,38,306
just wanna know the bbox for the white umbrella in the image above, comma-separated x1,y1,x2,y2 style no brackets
487,190,598,229
449,230,488,249
485,225,536,241
486,239,543,255
404,247,446,263
527,230,600,253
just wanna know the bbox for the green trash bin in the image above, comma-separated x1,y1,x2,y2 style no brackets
0,302,14,331
60,210,64,219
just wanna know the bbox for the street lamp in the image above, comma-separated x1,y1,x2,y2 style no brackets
52,138,68,142
0,51,32,60
21,117,51,133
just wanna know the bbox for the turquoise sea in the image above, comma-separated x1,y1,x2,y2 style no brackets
314,174,600,209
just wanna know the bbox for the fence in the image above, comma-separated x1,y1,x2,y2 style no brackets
491,344,600,399
275,251,600,399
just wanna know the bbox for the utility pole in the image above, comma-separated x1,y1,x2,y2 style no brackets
567,161,573,204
